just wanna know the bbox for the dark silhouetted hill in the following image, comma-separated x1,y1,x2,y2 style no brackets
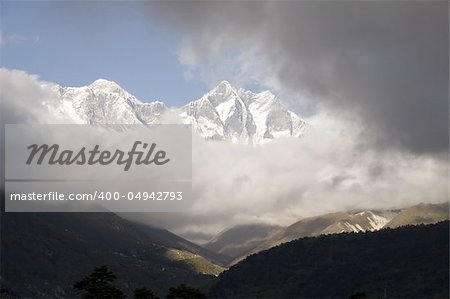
0,193,224,298
210,221,449,299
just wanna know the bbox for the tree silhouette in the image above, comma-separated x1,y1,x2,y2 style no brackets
166,284,207,299
349,292,369,299
134,287,157,299
73,266,125,298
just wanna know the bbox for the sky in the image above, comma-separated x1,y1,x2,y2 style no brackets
0,1,208,106
0,1,448,238
148,0,448,155
2,1,446,154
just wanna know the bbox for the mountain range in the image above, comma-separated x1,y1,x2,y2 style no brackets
46,79,308,145
205,202,449,265
1,187,447,298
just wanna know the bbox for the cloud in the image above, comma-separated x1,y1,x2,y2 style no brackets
132,112,448,236
1,33,40,45
0,69,59,185
0,68,58,124
146,1,449,155
0,69,447,238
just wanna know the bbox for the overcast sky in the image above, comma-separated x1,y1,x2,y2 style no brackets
1,1,448,238
146,1,449,155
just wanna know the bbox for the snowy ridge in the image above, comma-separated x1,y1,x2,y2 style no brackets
50,79,167,125
322,211,390,234
45,79,308,145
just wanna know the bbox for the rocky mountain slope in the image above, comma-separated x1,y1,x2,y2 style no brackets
223,210,391,264
384,202,448,228
206,203,448,265
204,224,282,258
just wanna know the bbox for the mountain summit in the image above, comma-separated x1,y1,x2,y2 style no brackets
180,81,307,144
49,79,308,145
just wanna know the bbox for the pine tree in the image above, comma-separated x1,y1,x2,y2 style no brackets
134,287,157,299
166,284,207,299
73,266,125,298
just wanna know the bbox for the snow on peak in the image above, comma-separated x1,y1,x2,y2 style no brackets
321,210,390,235
45,79,308,145
89,78,124,92
179,81,308,144
91,78,115,84
350,210,389,231
217,80,233,88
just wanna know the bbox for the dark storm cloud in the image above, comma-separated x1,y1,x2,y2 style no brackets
147,1,449,154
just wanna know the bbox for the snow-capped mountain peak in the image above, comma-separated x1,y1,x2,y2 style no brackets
90,78,120,87
46,80,308,144
180,81,308,144
215,80,235,91
87,78,129,96
321,211,390,235
203,80,240,107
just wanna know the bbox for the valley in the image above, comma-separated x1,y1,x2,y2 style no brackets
2,190,447,298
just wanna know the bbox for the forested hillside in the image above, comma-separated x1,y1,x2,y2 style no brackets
211,221,449,299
